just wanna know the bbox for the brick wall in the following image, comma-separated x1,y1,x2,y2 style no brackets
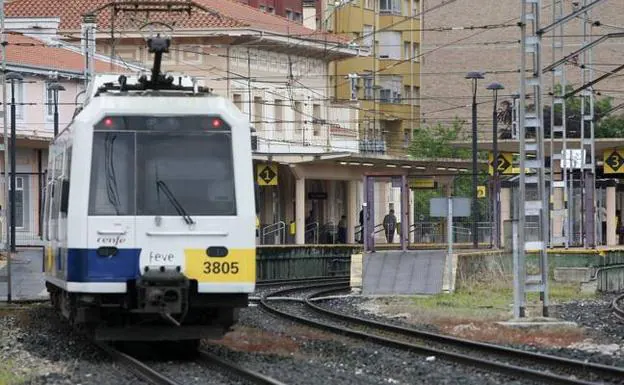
420,0,624,139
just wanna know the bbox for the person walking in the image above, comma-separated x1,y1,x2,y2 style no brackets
383,209,397,243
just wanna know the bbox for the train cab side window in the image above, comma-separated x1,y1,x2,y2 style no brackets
60,180,70,214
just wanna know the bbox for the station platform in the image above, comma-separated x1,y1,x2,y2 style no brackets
0,248,48,302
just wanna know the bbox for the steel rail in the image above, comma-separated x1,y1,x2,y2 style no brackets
307,286,624,383
259,284,616,385
612,293,624,321
198,350,289,385
256,276,349,286
94,341,183,385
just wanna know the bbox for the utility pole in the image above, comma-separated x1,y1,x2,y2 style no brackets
0,0,10,302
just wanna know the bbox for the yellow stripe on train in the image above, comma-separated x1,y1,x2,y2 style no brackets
183,248,256,283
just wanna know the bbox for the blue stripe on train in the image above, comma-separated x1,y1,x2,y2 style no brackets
66,248,142,282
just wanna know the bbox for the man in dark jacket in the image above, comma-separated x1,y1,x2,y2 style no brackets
358,209,364,243
383,209,397,243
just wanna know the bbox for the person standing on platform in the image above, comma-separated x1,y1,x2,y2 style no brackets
337,215,347,243
383,209,397,243
358,209,364,244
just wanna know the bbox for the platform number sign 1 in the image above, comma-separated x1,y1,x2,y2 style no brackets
488,152,513,175
257,163,278,186
604,148,624,174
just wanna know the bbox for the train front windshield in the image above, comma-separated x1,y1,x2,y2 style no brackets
88,116,237,217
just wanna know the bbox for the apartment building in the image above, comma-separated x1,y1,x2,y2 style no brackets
318,0,422,157
236,0,304,22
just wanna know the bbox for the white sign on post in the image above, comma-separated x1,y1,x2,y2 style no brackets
429,197,471,293
429,197,471,217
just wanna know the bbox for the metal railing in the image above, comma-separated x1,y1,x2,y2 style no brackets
261,221,286,245
305,222,319,244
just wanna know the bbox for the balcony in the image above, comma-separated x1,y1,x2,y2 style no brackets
359,139,387,155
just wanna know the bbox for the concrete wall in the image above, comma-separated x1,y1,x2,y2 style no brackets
256,245,360,279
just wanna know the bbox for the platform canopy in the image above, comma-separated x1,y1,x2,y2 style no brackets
254,152,488,176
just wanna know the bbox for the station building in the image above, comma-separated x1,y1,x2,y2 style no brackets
5,0,448,248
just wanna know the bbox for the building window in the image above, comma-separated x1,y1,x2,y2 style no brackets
254,96,264,130
365,0,374,9
413,86,420,105
403,41,411,60
349,75,359,101
274,99,283,132
363,75,374,100
380,89,392,103
379,76,402,103
259,5,265,11
403,129,411,148
413,42,420,61
380,0,401,14
403,85,411,104
312,104,321,136
362,25,373,49
45,82,55,119
233,94,243,111
378,31,401,59
413,0,420,16
294,101,303,139
5,79,26,120
286,10,293,20
10,177,24,228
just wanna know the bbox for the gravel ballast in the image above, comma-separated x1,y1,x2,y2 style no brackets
206,303,540,385
316,292,624,368
0,304,148,385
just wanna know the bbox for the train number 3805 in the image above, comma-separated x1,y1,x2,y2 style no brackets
203,261,240,274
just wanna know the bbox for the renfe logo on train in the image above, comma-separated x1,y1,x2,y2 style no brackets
96,236,126,245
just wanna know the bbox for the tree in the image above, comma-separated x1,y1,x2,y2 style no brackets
523,84,624,138
409,118,471,159
408,118,489,222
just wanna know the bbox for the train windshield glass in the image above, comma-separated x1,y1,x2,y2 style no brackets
88,116,236,216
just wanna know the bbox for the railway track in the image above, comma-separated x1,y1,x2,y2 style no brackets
260,283,624,385
95,341,289,385
256,276,349,286
612,293,624,322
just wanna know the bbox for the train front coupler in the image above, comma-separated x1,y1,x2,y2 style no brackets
135,267,190,326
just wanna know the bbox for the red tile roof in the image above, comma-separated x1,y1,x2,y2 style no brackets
6,32,130,73
5,0,348,44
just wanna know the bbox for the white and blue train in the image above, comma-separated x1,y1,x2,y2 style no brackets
42,36,256,344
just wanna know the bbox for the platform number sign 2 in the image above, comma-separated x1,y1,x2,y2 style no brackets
488,152,513,176
257,163,278,186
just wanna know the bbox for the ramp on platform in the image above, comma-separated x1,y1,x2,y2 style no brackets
362,250,447,295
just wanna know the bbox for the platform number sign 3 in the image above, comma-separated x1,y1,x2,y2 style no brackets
604,148,624,174
257,163,278,186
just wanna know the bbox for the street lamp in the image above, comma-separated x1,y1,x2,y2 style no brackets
465,71,485,249
48,82,66,137
6,72,23,255
486,81,505,249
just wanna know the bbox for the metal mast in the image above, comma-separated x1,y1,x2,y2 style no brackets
579,0,596,248
517,0,549,318
548,0,569,249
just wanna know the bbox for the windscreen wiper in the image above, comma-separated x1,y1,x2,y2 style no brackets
155,180,195,225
